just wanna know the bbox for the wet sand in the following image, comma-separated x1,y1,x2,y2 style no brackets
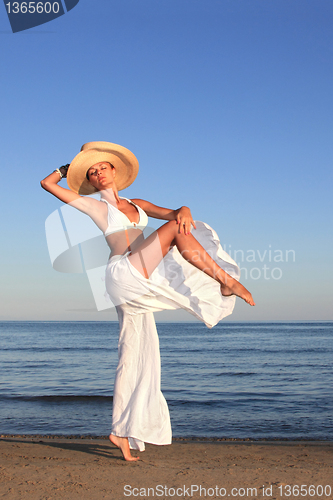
0,436,332,499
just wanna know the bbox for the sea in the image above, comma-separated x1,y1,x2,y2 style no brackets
0,321,332,440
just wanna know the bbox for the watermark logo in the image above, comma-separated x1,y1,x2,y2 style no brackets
3,0,79,33
222,244,296,281
44,204,239,312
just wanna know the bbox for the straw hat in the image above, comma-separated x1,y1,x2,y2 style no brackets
67,141,139,195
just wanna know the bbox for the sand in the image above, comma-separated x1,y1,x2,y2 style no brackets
0,436,332,499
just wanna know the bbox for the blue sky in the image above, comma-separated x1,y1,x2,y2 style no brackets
0,0,332,321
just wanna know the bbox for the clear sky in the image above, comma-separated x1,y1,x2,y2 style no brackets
1,0,332,322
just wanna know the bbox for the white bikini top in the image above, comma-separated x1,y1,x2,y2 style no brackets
101,197,148,236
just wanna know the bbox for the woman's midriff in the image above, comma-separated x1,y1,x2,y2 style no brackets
105,228,145,259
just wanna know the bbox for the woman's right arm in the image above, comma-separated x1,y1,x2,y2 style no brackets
132,199,196,235
40,170,100,214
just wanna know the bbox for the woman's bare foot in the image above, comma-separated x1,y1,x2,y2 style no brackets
109,434,140,461
221,281,255,306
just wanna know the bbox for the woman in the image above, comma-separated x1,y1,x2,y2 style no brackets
41,141,255,461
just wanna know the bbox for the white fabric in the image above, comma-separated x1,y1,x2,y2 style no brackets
101,197,148,235
106,220,240,451
112,307,171,451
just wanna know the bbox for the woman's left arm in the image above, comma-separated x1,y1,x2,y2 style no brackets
131,199,196,235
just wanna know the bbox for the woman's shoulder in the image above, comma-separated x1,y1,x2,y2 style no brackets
129,198,150,209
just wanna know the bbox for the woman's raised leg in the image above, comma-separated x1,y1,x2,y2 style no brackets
128,221,255,306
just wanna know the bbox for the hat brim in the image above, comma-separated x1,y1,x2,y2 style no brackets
67,143,139,195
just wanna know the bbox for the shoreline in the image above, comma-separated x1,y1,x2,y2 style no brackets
1,433,332,444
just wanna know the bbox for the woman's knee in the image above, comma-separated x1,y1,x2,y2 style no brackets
159,220,179,237
157,220,179,248
165,220,178,230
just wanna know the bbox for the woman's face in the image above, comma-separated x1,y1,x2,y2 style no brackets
86,162,116,191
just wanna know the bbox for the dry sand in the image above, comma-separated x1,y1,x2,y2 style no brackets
0,436,332,499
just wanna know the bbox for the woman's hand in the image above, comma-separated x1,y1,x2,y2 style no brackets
176,206,196,235
59,164,70,178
